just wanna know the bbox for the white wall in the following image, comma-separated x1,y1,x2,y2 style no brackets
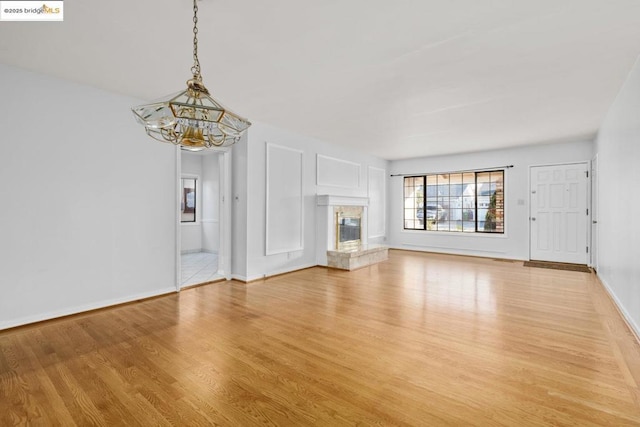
241,121,389,281
0,64,176,330
201,153,220,253
595,56,640,336
388,140,593,260
180,152,203,253
231,134,249,279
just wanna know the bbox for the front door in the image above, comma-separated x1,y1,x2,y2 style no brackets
530,163,589,264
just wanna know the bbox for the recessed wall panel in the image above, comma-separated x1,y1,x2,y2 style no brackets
317,154,360,188
368,166,386,238
266,143,304,255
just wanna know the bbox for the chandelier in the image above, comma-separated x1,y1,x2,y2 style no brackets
132,0,251,150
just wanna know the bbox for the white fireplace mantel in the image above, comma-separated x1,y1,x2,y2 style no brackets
316,195,370,266
315,194,388,269
316,195,369,207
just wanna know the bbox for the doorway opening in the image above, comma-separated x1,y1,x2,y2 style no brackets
177,148,231,289
591,155,598,271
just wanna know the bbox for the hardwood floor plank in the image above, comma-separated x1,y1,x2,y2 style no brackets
1,250,640,425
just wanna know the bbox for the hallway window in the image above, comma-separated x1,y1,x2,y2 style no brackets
181,178,197,222
403,170,504,233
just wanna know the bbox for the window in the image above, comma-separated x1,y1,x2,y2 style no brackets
403,170,504,233
181,178,197,222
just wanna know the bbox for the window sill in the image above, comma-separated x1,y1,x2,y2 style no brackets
400,228,508,238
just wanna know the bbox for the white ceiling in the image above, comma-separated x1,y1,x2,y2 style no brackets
2,0,640,160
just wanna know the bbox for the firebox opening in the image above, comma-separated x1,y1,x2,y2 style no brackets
335,206,363,251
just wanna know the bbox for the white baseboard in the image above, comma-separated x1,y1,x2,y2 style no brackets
0,287,177,331
263,263,317,280
390,244,522,261
597,275,640,342
180,248,202,254
232,263,318,283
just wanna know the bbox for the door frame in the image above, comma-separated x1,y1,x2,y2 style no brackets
175,147,181,291
528,161,591,263
590,155,598,270
219,149,232,280
175,147,233,291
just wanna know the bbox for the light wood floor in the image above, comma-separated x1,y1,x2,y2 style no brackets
1,250,640,426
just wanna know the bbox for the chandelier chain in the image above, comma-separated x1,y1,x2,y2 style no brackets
191,0,201,78
132,0,251,149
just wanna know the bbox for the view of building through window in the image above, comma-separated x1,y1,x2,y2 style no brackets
404,170,504,233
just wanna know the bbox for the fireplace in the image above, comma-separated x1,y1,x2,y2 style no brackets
317,195,387,269
335,206,363,250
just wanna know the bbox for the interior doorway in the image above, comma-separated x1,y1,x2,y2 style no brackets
176,148,231,289
529,162,589,264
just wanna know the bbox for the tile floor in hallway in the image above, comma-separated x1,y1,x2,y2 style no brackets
180,252,220,288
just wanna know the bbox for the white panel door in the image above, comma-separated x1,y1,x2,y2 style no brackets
530,163,588,264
